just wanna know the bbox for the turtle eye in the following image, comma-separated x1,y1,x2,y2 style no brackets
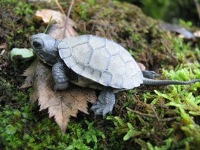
32,41,43,49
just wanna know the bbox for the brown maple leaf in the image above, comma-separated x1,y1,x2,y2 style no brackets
21,58,38,88
30,61,96,133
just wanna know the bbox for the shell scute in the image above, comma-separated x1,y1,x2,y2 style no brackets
88,36,106,49
105,40,120,56
72,43,92,64
111,74,123,88
120,50,133,63
89,47,110,71
101,71,112,85
59,48,71,59
63,56,77,68
67,35,89,46
81,66,94,79
107,55,126,76
71,64,84,74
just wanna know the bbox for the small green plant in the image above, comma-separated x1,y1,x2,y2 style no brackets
86,0,95,5
75,3,88,21
14,1,33,16
167,36,200,63
66,120,105,150
179,19,193,28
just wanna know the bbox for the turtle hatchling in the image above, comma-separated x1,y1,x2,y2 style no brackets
30,33,200,116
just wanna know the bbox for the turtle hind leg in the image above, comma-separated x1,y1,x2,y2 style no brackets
91,87,115,117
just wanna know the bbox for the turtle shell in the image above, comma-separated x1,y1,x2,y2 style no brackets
58,35,143,89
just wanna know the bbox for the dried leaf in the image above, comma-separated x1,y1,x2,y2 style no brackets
0,43,7,49
10,48,34,61
31,61,96,133
35,9,66,24
194,30,200,38
0,49,5,56
20,59,38,88
47,21,77,39
137,63,146,71
35,9,77,39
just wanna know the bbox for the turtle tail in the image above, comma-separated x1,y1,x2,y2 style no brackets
142,78,200,86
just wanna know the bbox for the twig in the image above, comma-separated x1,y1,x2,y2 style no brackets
63,0,75,38
127,107,156,118
150,106,160,121
194,0,200,21
44,16,53,33
54,0,75,38
67,0,75,23
127,107,177,122
55,0,65,14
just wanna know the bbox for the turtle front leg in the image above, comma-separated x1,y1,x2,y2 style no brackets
52,62,69,90
91,87,115,117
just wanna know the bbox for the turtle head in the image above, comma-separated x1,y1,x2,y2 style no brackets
30,33,60,66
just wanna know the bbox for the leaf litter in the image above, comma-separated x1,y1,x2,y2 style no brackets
22,5,96,133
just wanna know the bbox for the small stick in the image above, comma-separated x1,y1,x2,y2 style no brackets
63,0,75,38
44,16,52,33
194,0,200,21
55,0,65,14
66,0,75,23
127,108,156,118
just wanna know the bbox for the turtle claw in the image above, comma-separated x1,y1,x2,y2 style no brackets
91,88,115,117
54,82,69,90
91,101,114,117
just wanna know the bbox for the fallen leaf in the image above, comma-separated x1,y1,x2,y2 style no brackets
30,61,96,133
47,21,77,39
137,63,146,71
0,43,7,49
194,30,200,38
0,49,5,56
20,59,38,88
35,9,76,27
35,9,77,39
35,9,65,24
10,48,34,61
